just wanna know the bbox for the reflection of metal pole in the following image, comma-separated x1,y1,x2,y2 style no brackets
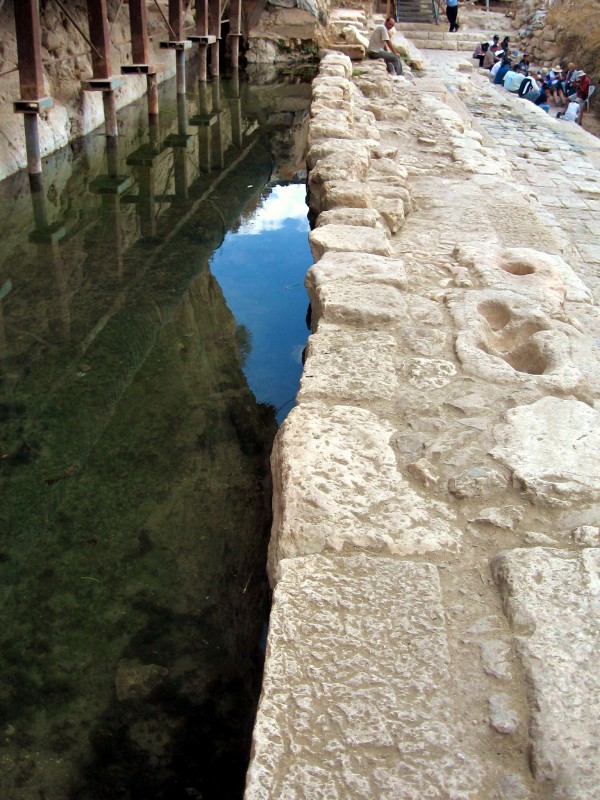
24,114,43,175
230,70,242,149
211,78,224,170
174,93,189,199
28,173,71,340
29,173,49,230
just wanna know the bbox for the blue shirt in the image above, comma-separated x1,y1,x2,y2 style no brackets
494,65,510,85
447,0,458,6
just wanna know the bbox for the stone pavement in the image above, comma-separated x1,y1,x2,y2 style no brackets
244,38,600,800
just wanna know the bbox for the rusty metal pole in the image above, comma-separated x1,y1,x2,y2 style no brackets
228,0,242,69
14,0,48,175
86,0,112,80
169,0,187,94
209,0,221,77
128,0,159,121
85,0,118,137
195,0,210,81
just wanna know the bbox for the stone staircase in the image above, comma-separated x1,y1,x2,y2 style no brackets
397,0,438,24
398,21,482,51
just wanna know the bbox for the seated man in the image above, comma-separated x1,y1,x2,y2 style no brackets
503,65,526,93
367,17,403,76
493,57,512,85
482,46,498,70
558,97,582,123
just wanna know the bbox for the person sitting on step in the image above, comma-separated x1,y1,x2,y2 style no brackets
366,17,403,76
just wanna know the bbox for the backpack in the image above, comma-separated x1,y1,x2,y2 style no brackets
518,77,533,97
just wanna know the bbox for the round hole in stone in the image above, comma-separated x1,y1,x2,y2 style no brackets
501,260,536,276
504,341,549,375
478,300,512,331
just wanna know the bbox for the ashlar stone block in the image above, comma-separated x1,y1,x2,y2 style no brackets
246,554,481,799
308,223,391,260
491,547,600,798
268,403,461,579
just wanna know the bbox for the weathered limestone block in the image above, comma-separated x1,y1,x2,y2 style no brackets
245,555,480,798
369,156,409,181
309,149,369,184
313,75,352,97
309,223,392,260
299,325,400,402
306,138,370,170
330,43,365,60
310,98,353,117
311,106,352,128
315,208,380,228
307,250,407,299
491,397,600,507
268,404,461,576
306,267,407,328
449,289,587,395
491,548,600,798
448,467,509,499
454,245,593,304
311,180,373,214
374,196,406,234
308,118,354,143
369,180,413,214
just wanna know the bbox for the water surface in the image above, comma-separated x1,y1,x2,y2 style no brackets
0,65,313,799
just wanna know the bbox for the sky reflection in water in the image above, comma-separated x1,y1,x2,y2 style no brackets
211,184,312,423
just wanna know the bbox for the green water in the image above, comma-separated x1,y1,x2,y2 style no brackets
0,65,313,799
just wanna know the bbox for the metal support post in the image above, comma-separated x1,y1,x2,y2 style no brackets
209,0,221,77
103,91,118,137
24,114,43,175
169,0,185,40
86,0,113,79
228,0,242,69
176,48,186,95
15,0,45,100
14,0,53,175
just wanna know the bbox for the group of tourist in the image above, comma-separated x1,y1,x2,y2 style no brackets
473,36,591,125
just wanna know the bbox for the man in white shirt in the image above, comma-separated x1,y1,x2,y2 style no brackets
367,17,403,76
503,66,526,93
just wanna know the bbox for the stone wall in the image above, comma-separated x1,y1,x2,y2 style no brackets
0,0,183,182
244,48,600,799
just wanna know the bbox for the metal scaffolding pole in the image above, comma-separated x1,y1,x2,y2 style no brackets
209,0,222,77
228,0,242,69
13,0,53,175
83,0,123,138
125,0,161,122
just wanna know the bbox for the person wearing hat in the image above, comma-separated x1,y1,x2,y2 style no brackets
547,65,567,105
557,97,582,123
